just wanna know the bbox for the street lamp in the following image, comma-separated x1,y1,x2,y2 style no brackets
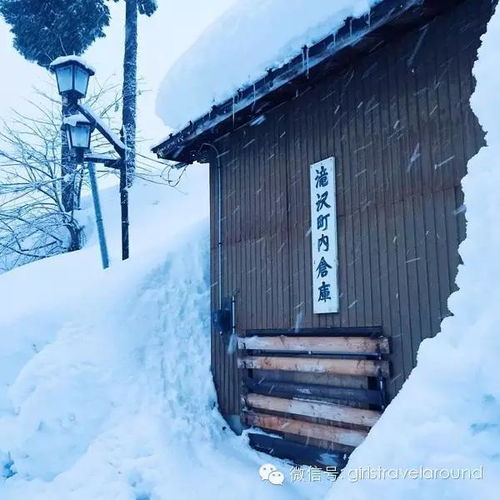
64,114,92,153
50,57,95,215
50,57,95,99
51,55,129,264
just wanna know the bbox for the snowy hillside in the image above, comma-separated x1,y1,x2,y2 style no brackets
0,171,326,499
156,0,380,130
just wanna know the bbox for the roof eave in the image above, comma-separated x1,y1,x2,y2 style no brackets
154,0,462,163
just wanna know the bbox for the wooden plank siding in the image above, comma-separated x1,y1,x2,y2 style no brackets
239,356,390,378
238,335,389,354
243,413,368,448
245,394,381,427
209,0,490,418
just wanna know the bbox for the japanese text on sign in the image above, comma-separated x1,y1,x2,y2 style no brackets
309,157,339,313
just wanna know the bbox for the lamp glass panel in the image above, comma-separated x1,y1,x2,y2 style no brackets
74,66,90,97
56,65,74,93
70,124,91,149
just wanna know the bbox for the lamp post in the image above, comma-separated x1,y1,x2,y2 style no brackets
51,55,129,265
62,112,109,270
51,57,95,213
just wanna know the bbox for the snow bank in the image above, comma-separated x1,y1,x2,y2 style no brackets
156,0,380,130
0,170,327,499
328,6,500,500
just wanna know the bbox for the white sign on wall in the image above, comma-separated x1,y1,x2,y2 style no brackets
309,157,339,314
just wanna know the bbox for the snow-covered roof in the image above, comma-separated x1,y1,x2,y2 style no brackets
156,0,381,132
154,0,447,161
50,55,95,74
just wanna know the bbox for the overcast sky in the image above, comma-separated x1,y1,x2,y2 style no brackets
0,0,236,148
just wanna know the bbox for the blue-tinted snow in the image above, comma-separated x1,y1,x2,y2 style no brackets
156,0,380,130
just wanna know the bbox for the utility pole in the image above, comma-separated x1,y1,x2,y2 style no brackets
120,0,138,261
119,155,130,261
122,0,137,188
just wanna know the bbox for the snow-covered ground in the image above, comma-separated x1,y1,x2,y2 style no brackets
156,0,380,130
0,169,327,499
2,0,500,498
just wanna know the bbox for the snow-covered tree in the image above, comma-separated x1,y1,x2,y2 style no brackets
0,0,113,214
0,0,157,219
0,0,111,68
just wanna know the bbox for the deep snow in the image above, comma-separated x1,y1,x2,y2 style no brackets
0,169,327,499
2,1,500,498
156,0,380,131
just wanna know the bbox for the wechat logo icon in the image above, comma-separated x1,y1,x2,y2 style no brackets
259,464,285,485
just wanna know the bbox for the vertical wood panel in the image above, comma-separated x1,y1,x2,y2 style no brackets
210,0,491,415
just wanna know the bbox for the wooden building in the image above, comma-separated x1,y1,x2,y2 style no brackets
155,0,495,467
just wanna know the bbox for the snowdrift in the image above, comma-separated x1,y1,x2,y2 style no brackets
156,0,380,130
0,171,325,499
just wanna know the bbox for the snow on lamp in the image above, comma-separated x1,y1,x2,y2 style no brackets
50,56,95,99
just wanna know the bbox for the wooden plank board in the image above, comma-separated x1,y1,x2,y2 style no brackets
246,327,383,337
248,433,347,469
246,393,381,427
239,356,390,378
244,412,367,448
239,335,389,354
245,377,384,406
